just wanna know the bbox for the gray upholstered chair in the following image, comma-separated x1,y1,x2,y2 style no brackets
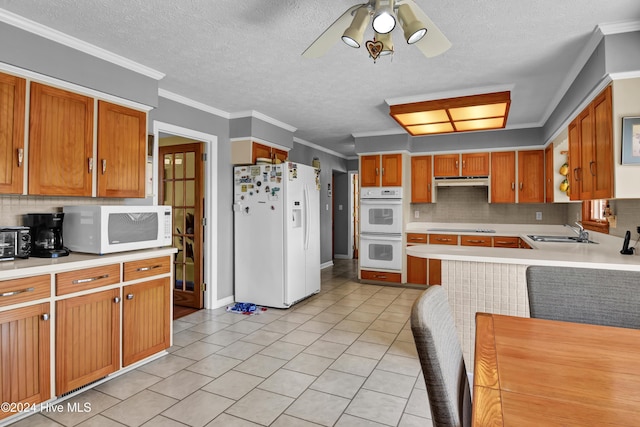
526,266,640,329
410,286,471,427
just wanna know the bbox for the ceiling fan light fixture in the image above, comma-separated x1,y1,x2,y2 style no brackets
341,6,371,48
372,0,396,34
375,32,394,56
397,4,427,44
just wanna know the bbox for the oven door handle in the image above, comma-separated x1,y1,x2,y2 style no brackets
360,199,402,205
360,234,402,241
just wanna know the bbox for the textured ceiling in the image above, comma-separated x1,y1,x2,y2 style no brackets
1,0,640,156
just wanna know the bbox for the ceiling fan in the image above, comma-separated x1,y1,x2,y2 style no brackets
302,0,451,60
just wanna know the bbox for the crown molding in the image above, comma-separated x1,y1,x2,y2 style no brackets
229,110,297,133
293,137,348,159
599,20,640,35
609,70,640,80
384,84,516,106
352,129,405,138
158,89,231,119
0,8,164,80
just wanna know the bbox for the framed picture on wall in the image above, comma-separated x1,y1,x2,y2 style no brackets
621,116,640,165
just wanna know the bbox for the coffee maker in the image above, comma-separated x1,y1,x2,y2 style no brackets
23,213,70,258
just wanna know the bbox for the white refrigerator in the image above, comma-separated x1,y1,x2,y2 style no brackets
233,162,321,308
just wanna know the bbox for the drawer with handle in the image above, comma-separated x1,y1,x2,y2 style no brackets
429,234,458,245
124,256,171,282
0,275,50,308
460,235,492,247
360,270,401,283
56,264,120,296
407,233,428,244
493,236,520,248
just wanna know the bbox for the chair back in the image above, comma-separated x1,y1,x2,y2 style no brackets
411,286,471,427
526,266,640,329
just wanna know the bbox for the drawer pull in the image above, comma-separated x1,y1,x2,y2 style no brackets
436,238,452,242
136,265,162,272
72,274,109,284
410,237,426,241
0,287,35,297
494,241,510,244
467,239,485,243
42,313,50,321
374,275,387,279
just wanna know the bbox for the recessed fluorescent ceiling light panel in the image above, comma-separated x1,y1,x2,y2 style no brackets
389,91,511,136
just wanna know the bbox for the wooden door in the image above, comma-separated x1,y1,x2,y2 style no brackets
56,289,120,395
411,156,432,203
518,150,545,203
567,120,581,201
360,155,380,187
545,143,554,203
433,154,459,177
123,277,171,366
28,83,93,196
406,254,427,285
490,151,516,203
591,86,613,200
0,303,51,419
97,101,146,198
461,152,489,176
578,108,594,199
160,143,205,309
273,148,288,163
252,142,272,164
0,72,26,194
381,153,402,186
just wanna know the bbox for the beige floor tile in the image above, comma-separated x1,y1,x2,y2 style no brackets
292,305,326,315
8,413,64,427
330,354,378,377
278,312,315,324
284,389,350,427
226,389,294,426
270,414,324,426
377,311,410,323
215,340,265,361
353,304,386,315
319,329,360,346
260,320,302,334
137,354,194,378
398,413,434,427
148,369,213,399
345,389,407,426
258,369,316,398
172,320,195,334
161,390,234,427
135,415,185,426
204,413,259,426
367,319,405,334
171,341,223,360
376,354,421,377
41,389,119,427
75,414,126,427
240,330,284,346
309,369,366,399
234,354,287,378
95,369,162,400
243,312,285,324
362,369,416,398
357,329,397,346
303,340,348,359
171,330,208,347
395,329,415,343
296,320,334,334
200,330,246,346
284,353,334,376
186,353,241,377
345,341,389,360
366,297,393,308
280,329,322,346
259,341,306,360
334,414,387,426
223,320,265,334
404,387,432,419
333,319,369,334
186,320,230,335
201,370,264,400
312,312,346,324
101,390,177,427
323,304,356,315
345,311,379,323
211,312,247,324
387,340,419,358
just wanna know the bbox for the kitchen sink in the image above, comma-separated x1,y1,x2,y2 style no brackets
527,235,598,244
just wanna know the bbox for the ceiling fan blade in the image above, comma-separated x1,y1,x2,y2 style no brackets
403,0,451,58
302,4,368,58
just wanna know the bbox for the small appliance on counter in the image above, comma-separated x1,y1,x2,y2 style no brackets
0,226,31,261
23,213,70,258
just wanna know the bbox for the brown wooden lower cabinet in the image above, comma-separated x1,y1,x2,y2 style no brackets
0,303,51,420
428,259,442,285
123,277,171,366
492,236,520,248
406,255,441,285
361,270,401,283
56,288,120,395
461,235,492,247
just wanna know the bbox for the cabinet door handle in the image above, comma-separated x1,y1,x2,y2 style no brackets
17,148,24,167
589,161,596,176
381,167,385,176
72,274,109,284
102,159,107,174
0,287,35,297
126,293,134,300
88,157,93,173
574,167,581,182
427,183,431,191
42,313,50,321
462,160,466,169
375,167,379,176
455,160,459,169
511,182,515,191
114,297,121,304
519,182,523,191
137,265,162,272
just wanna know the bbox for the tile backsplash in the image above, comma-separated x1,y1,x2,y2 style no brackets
0,195,125,226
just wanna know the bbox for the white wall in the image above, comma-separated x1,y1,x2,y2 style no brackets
612,78,640,199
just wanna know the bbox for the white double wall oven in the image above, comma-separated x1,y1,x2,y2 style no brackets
359,187,403,271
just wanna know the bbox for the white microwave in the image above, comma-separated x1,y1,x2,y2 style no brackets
63,205,172,254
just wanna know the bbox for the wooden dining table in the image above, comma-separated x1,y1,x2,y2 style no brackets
472,312,640,427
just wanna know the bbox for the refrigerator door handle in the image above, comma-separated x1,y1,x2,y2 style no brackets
304,185,311,251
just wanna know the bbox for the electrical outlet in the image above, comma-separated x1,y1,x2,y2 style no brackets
414,210,420,219
536,211,542,221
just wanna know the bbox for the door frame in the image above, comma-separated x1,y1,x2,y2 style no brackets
348,170,358,260
152,121,218,309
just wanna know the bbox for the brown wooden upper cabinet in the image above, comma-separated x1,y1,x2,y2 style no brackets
97,101,147,198
568,86,613,201
28,83,94,196
252,142,288,164
411,155,432,203
0,72,26,194
361,153,402,187
434,152,489,177
490,151,516,203
518,150,545,203
545,143,554,203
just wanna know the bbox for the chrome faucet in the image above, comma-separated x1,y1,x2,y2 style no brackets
565,222,590,242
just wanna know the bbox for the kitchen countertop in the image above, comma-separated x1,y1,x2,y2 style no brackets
405,222,640,271
0,247,178,280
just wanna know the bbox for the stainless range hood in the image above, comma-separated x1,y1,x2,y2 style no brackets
434,177,489,187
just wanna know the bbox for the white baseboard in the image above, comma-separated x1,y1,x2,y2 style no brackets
333,254,351,259
320,261,334,269
212,295,235,309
